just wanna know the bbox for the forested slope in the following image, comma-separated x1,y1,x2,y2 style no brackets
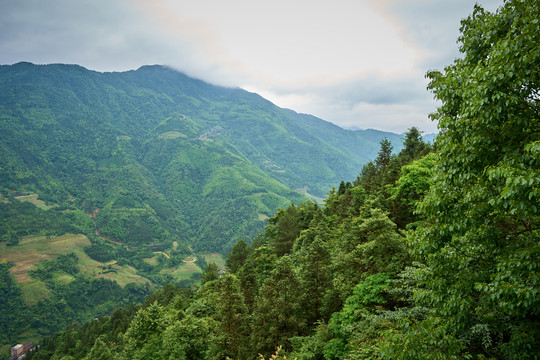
0,62,403,254
22,126,434,360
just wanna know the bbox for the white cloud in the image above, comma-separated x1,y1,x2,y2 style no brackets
0,0,504,133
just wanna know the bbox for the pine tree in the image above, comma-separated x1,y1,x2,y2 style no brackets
214,274,250,359
251,256,304,355
297,236,332,325
226,239,251,273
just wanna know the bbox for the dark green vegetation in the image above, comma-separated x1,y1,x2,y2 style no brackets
21,0,539,359
0,57,409,351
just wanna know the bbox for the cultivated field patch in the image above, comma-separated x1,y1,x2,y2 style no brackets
20,281,50,306
201,253,226,269
143,256,159,266
13,193,53,210
0,233,152,304
96,264,152,287
161,260,202,283
158,131,186,139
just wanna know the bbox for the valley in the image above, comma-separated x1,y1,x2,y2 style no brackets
0,62,421,353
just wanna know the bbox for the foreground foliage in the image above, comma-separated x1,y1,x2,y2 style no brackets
385,0,540,358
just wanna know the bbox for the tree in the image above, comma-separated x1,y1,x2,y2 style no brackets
297,235,332,325
123,302,169,359
225,239,251,273
267,204,301,256
399,127,430,162
251,256,304,355
387,153,436,227
400,1,540,358
236,256,259,312
84,336,114,360
375,138,393,172
324,273,391,360
160,315,216,360
213,274,250,359
331,209,408,303
201,262,220,284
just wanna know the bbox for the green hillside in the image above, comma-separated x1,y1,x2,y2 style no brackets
0,62,402,253
0,62,409,350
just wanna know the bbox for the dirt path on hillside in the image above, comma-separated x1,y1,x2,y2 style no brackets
153,251,170,259
182,256,197,263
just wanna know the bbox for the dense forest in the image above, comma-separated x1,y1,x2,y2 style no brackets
4,0,540,359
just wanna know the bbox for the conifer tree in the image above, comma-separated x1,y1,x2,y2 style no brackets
297,236,332,325
214,273,250,359
251,256,304,355
225,239,251,273
236,257,259,312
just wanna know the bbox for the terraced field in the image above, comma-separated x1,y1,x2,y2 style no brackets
0,234,151,305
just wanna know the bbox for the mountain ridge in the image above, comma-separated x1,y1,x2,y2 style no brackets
0,62,417,253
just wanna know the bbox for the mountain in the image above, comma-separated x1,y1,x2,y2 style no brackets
0,62,404,253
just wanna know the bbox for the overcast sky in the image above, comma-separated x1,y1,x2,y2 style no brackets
1,0,502,133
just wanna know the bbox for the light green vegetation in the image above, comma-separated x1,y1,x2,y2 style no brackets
96,264,152,287
201,253,226,269
19,282,50,306
142,257,159,266
158,253,225,285
157,130,186,139
13,194,52,210
160,260,201,283
0,233,152,305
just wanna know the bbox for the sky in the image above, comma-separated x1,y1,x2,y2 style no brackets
0,0,502,134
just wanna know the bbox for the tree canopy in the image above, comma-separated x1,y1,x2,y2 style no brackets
389,0,540,358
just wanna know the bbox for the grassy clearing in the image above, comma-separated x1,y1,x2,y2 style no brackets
14,193,53,210
182,256,196,263
96,265,152,287
158,131,186,139
20,282,50,306
202,253,226,269
56,274,75,284
0,233,152,305
161,253,225,285
161,260,202,283
143,256,159,266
